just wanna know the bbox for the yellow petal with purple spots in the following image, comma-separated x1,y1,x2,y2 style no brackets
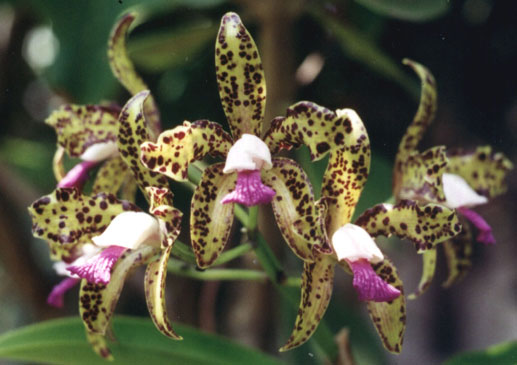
85,330,113,360
108,13,161,139
447,145,513,199
355,200,461,252
442,223,473,288
92,156,131,195
118,91,169,195
280,255,334,351
408,248,437,299
28,189,138,261
395,59,437,163
366,257,405,354
190,163,236,268
265,102,370,237
395,146,448,203
146,186,183,248
145,245,182,340
216,12,266,139
141,120,233,181
46,104,119,158
262,158,325,261
79,245,158,335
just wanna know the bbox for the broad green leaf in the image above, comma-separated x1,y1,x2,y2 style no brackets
129,21,217,72
354,0,450,22
445,341,517,365
0,316,283,365
309,7,418,97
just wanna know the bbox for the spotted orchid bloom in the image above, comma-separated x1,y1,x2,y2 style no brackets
140,12,324,268
263,102,460,353
29,90,183,359
393,59,513,297
46,13,161,200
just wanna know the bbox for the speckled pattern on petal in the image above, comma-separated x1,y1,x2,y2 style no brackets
355,200,461,252
216,12,266,139
108,13,161,139
190,163,236,268
92,156,133,196
28,188,139,261
117,91,169,195
146,186,183,248
145,245,182,340
265,102,371,238
442,222,473,288
408,249,437,299
366,257,406,354
447,146,513,199
141,120,233,182
280,255,334,352
46,104,120,158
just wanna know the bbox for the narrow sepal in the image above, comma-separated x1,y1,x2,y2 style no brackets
85,330,113,360
216,12,266,139
79,246,158,334
408,248,437,299
394,146,448,203
145,245,182,340
355,200,461,252
280,255,335,351
366,258,406,354
265,103,370,237
447,146,513,199
53,146,66,182
396,59,437,162
146,186,183,248
262,158,324,261
442,223,473,288
118,91,169,194
45,104,119,158
28,189,138,261
108,13,161,138
190,163,236,268
92,156,131,195
141,120,233,181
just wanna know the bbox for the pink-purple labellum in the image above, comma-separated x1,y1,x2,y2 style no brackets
349,259,401,302
221,170,275,207
57,160,97,189
68,245,127,285
47,277,80,308
458,207,496,245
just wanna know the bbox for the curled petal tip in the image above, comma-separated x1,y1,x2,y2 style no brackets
47,277,80,308
221,170,275,207
349,259,401,302
458,207,496,245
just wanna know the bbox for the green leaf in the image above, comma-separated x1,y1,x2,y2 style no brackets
354,0,450,22
445,341,517,365
0,316,283,365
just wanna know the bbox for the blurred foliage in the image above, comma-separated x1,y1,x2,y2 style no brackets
445,341,517,365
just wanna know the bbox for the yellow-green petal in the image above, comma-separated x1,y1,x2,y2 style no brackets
395,146,448,203
442,224,473,288
28,189,138,261
118,91,169,195
216,12,266,139
395,59,437,164
79,246,158,334
447,145,513,199
145,245,182,340
408,248,437,299
108,13,161,139
53,146,66,182
265,102,370,237
355,200,461,252
85,330,113,360
280,255,335,352
262,158,324,261
45,104,119,158
366,258,405,354
190,163,236,268
146,186,183,248
92,156,131,195
141,120,232,181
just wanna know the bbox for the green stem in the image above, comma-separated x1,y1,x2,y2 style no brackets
168,261,268,282
213,242,253,266
170,240,196,264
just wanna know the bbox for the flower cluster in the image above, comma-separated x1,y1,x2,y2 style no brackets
28,11,512,359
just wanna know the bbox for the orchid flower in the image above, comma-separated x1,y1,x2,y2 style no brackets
263,102,461,353
46,13,161,201
140,12,325,268
393,59,513,297
30,86,181,358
